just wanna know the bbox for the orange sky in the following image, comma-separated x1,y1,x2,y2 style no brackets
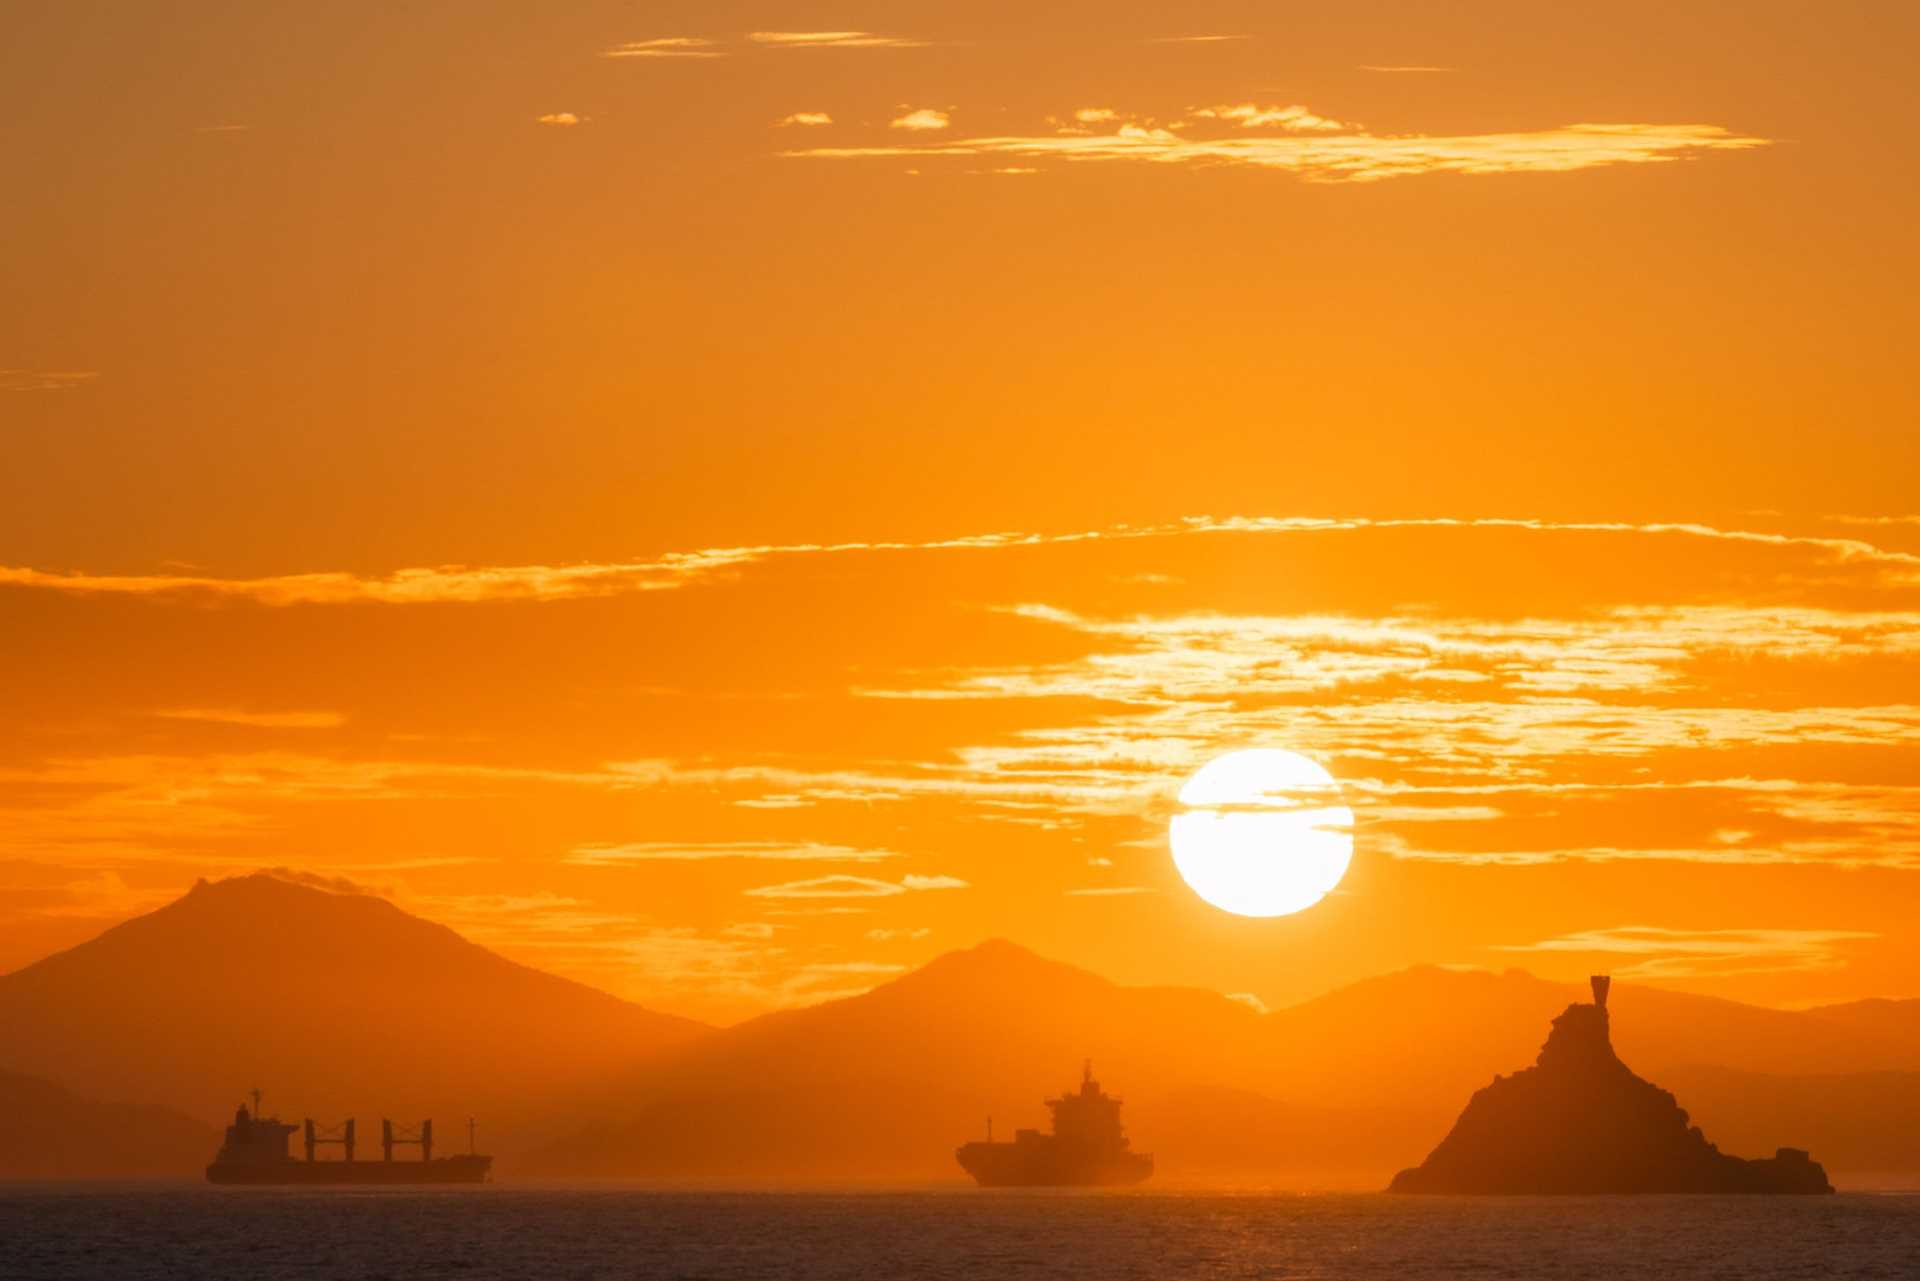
3,2,1918,1024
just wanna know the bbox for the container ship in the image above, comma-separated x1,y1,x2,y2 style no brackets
206,1091,491,1185
956,1062,1153,1187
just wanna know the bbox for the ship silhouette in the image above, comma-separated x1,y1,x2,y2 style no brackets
956,1062,1153,1187
205,1090,491,1185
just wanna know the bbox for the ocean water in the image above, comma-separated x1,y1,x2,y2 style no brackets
2,1186,1916,1280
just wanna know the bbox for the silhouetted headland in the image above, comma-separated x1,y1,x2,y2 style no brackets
956,1061,1153,1187
1389,976,1834,1194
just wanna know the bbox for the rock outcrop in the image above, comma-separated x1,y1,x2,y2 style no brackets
1389,976,1833,1194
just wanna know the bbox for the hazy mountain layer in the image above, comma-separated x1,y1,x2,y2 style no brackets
532,941,1920,1183
0,873,707,1156
0,1070,213,1180
7,886,1918,1184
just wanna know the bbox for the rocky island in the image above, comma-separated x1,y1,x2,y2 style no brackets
1390,976,1834,1194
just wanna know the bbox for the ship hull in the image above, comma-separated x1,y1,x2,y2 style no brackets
956,1142,1152,1188
207,1156,491,1185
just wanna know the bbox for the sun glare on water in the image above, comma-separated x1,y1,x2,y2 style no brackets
1169,749,1355,918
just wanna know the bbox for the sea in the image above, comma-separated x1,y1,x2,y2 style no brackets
2,1185,1917,1280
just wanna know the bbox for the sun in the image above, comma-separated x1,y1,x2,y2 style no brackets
1169,748,1354,918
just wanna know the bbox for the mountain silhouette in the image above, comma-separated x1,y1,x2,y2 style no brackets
0,873,706,1159
531,938,1281,1180
1797,997,1920,1061
0,1069,214,1179
1389,978,1834,1194
1658,1064,1920,1186
1259,963,1918,1110
6,895,1915,1185
529,941,1911,1184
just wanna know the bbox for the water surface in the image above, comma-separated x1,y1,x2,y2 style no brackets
2,1185,1914,1279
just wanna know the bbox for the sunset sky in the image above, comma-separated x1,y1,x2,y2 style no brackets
4,2,1918,1025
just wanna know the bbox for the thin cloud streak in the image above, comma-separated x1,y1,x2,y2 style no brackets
1828,514,1920,528
891,108,951,132
784,122,1772,183
1191,104,1350,132
566,842,903,866
749,32,930,50
1498,925,1878,978
743,873,969,899
603,38,724,59
4,514,1912,606
152,708,347,730
1,369,100,392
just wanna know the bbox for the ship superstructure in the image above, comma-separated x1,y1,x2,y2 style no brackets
206,1090,491,1185
956,1062,1154,1187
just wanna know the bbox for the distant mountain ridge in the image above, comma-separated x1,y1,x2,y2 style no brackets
6,882,1919,1184
0,873,707,1167
532,939,1920,1184
0,1070,214,1180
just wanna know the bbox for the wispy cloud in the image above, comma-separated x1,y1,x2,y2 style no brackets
867,926,931,941
535,112,585,127
1358,65,1456,73
152,708,347,730
1498,926,1878,978
567,841,902,866
1,369,100,392
5,514,1910,607
1149,35,1250,44
1384,838,1920,869
603,37,723,59
744,873,969,899
1827,514,1920,528
891,108,951,132
0,871,174,923
777,112,833,128
0,547,766,604
1190,104,1351,132
785,120,1772,183
749,32,930,50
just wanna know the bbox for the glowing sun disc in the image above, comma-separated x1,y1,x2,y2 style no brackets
1169,748,1354,918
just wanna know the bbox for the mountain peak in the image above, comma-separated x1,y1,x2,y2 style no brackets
887,937,1107,993
186,868,380,902
0,868,707,1135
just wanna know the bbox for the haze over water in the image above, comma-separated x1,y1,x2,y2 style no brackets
4,1188,1917,1280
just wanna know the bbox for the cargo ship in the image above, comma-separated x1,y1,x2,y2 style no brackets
956,1062,1153,1187
206,1091,491,1185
